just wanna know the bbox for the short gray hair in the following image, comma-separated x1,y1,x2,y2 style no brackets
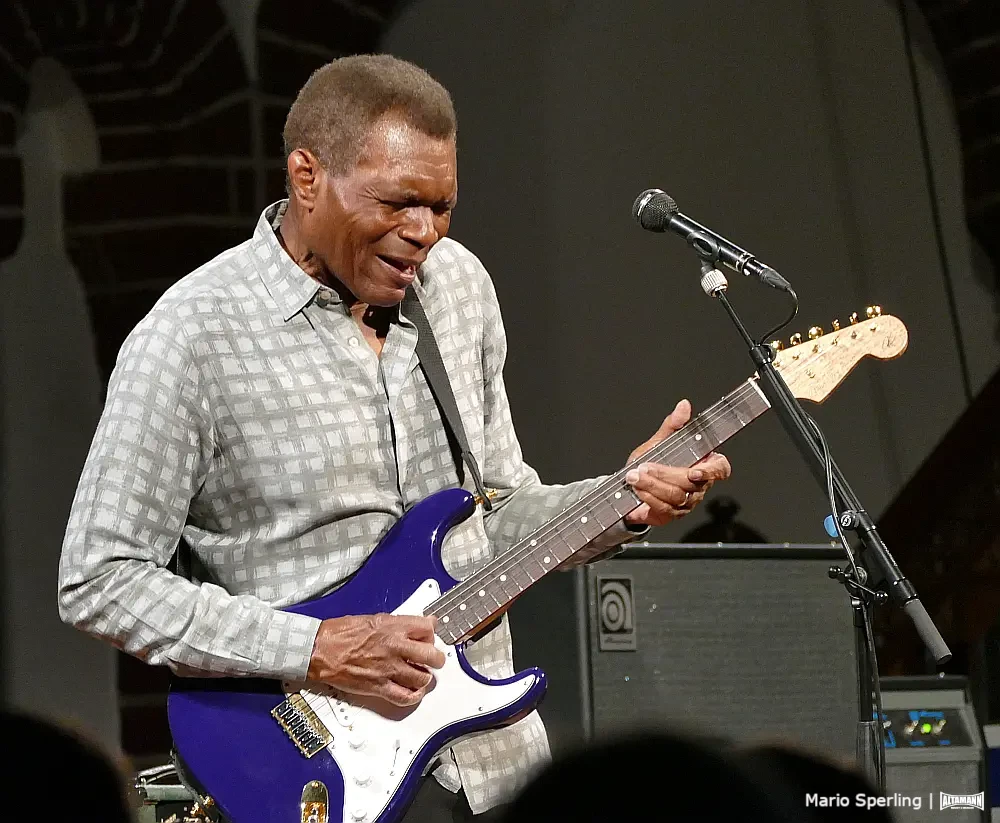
283,54,457,177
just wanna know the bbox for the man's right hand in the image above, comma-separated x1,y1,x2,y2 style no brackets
306,614,446,707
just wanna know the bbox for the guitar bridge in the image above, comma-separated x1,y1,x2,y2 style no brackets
272,694,333,758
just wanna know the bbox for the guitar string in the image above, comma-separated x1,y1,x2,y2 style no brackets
429,380,763,612
427,379,766,626
449,318,875,619
448,324,862,617
426,380,763,627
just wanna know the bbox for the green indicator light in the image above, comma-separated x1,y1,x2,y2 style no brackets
920,723,932,734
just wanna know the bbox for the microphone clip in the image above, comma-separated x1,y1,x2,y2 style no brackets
699,260,728,297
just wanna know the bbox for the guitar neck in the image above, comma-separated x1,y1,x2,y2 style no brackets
429,377,772,644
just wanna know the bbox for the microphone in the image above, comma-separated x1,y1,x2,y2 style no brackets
632,188,792,292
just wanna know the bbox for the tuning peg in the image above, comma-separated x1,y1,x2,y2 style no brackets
865,305,882,319
849,312,859,325
831,319,841,331
808,326,824,340
789,333,802,346
768,340,783,354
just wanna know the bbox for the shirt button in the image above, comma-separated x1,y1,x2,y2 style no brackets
317,288,333,305
349,337,360,347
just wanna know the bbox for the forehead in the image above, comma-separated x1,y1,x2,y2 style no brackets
353,114,457,192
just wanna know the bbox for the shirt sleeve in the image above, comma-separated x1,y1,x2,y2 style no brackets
474,265,648,563
58,312,320,680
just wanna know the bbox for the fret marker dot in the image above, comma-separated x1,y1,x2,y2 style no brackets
460,604,466,611
442,616,449,623
479,589,486,597
543,556,551,564
580,516,588,524
615,492,622,499
530,539,537,547
500,575,507,582
695,434,702,441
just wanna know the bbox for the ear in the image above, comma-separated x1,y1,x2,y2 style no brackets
287,148,322,209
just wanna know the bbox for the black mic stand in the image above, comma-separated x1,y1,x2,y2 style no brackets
693,257,951,794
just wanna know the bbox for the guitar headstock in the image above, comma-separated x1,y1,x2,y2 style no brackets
770,306,908,403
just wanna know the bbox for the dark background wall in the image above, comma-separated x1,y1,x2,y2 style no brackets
0,0,996,765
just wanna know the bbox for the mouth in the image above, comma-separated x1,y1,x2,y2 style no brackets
376,255,419,286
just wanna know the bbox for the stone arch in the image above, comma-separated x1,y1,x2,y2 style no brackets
254,0,416,200
0,0,251,760
0,55,115,750
0,0,251,376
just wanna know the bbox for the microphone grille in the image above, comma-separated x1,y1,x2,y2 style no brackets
632,189,678,231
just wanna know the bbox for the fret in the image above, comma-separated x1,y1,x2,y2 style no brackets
544,529,587,562
606,485,640,519
521,554,547,584
555,529,580,557
727,405,746,430
686,441,703,463
576,512,606,543
494,569,521,600
483,582,507,611
471,602,491,625
511,565,532,591
589,502,617,531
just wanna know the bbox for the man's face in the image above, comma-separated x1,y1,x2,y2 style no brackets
303,113,458,307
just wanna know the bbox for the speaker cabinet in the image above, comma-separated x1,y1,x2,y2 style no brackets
509,543,860,760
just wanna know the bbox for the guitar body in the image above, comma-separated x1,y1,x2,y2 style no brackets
167,488,546,823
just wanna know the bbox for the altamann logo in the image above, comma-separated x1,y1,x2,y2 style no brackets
939,792,984,811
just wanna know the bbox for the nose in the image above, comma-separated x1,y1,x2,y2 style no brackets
398,206,439,248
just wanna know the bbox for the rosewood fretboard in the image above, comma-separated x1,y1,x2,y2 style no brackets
429,378,771,644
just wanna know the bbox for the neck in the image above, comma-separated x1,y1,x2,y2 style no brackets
278,201,360,308
429,378,773,644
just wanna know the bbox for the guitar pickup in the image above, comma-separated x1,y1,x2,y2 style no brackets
272,694,333,758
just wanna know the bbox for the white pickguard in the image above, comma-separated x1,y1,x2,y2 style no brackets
283,580,537,823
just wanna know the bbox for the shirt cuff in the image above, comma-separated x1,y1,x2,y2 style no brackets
260,610,322,681
596,519,650,548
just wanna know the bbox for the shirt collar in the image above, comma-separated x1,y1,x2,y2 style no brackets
251,200,326,322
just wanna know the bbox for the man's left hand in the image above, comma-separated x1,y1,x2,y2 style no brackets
623,399,732,528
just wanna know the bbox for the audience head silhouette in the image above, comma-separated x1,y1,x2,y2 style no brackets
503,730,894,823
2,710,132,823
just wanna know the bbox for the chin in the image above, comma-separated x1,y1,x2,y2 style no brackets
366,286,408,308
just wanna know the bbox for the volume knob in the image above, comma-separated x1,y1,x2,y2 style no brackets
350,809,367,822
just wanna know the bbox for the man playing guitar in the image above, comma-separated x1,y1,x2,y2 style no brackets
59,54,730,822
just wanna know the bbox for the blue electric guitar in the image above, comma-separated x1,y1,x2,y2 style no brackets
167,310,907,823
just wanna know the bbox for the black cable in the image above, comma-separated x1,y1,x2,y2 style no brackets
806,412,886,791
758,289,800,348
897,0,974,404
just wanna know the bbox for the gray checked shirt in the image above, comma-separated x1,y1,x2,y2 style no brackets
59,202,640,812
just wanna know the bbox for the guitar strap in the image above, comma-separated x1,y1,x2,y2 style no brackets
401,286,493,512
